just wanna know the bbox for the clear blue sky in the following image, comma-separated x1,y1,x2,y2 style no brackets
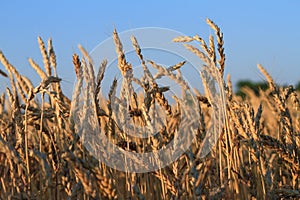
0,1,299,96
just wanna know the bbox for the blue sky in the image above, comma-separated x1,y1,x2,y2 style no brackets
0,1,299,96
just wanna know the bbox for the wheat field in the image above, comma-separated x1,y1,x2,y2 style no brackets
0,19,299,200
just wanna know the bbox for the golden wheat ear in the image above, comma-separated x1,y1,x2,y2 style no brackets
37,36,51,76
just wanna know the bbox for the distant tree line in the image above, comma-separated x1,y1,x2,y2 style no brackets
236,80,300,98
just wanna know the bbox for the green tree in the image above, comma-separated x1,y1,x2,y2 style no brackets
236,80,268,98
295,81,300,91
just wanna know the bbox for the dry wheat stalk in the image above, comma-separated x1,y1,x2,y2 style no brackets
206,18,225,76
48,38,57,76
38,36,51,76
28,58,48,80
113,29,132,75
0,19,299,200
0,51,32,95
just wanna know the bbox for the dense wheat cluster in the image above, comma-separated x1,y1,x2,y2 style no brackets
0,19,299,199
